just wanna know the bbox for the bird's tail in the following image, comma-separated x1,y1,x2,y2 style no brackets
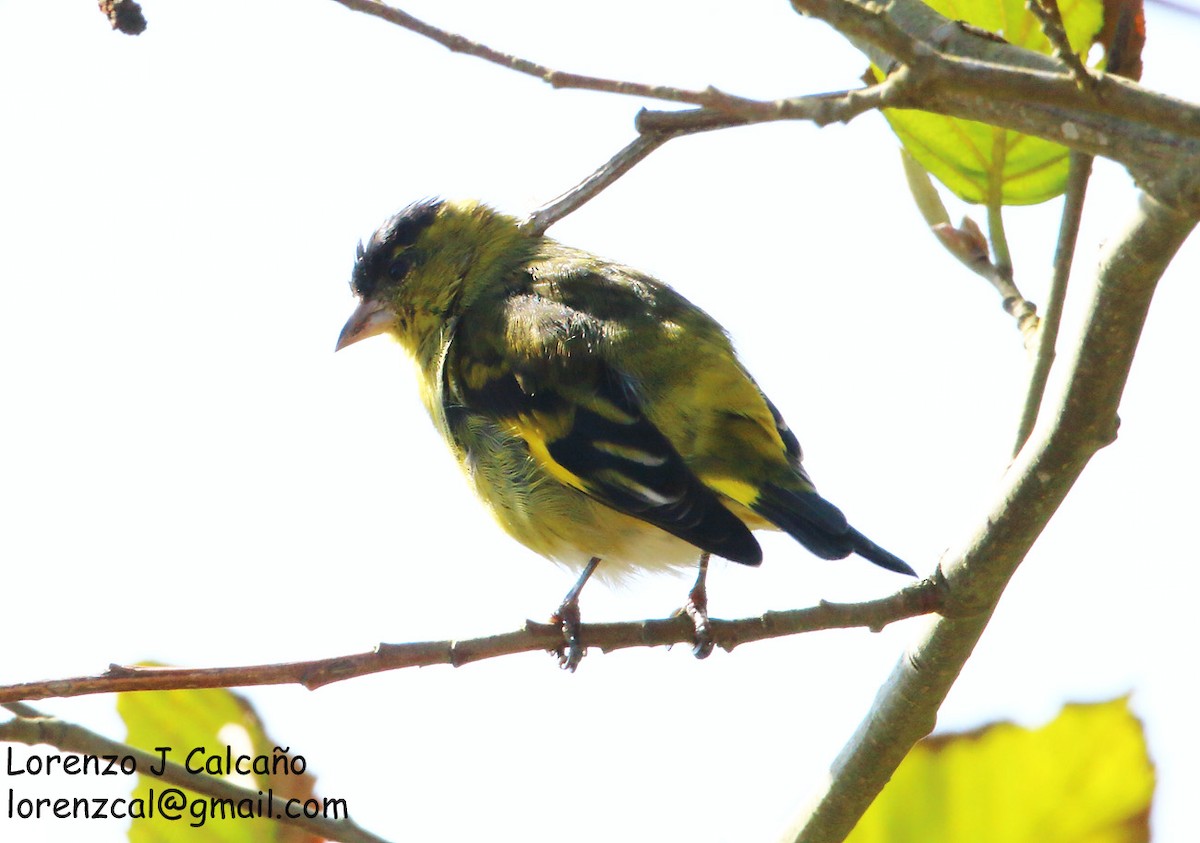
751,484,916,576
842,526,916,576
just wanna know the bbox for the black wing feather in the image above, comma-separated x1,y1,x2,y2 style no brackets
445,297,762,566
543,390,763,565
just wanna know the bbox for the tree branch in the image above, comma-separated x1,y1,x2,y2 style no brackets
636,68,915,133
0,580,944,703
983,155,1041,348
790,0,1200,211
899,149,1040,337
781,192,1196,843
524,132,681,235
328,0,742,109
1013,151,1094,455
330,0,1200,215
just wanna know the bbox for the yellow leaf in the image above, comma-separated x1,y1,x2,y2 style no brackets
119,681,321,843
848,697,1153,843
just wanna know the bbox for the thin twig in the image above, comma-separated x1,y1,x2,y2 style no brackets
330,0,732,109
533,75,912,229
0,704,392,843
331,0,1200,215
1026,0,1094,88
524,132,681,235
905,144,1040,339
1012,151,1094,455
0,580,946,704
987,264,1040,343
328,1,915,230
637,68,916,134
329,1,911,136
950,244,1040,340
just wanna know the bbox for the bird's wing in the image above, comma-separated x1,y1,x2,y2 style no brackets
442,282,762,565
505,253,874,568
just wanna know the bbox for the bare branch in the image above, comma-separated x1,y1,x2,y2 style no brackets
0,581,945,704
984,199,1041,348
328,0,912,132
782,192,1197,843
637,68,915,133
331,0,1200,212
329,0,723,108
1013,151,1094,455
971,252,1041,343
336,0,1197,216
325,1,914,217
524,133,681,235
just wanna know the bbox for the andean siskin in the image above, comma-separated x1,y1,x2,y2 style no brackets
337,199,915,668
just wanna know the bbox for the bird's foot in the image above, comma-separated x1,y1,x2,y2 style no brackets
680,587,714,660
550,556,600,672
677,553,714,659
550,598,586,672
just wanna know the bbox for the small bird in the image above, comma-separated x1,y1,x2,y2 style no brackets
337,199,915,669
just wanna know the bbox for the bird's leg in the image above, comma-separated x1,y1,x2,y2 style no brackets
551,556,601,672
683,553,714,659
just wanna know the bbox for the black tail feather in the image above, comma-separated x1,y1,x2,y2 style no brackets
845,527,917,576
752,484,915,576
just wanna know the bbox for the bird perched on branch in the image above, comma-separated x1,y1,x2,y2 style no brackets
337,199,915,670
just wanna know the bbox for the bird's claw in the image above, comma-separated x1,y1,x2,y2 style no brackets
550,556,599,672
681,592,714,659
550,602,585,672
674,552,714,659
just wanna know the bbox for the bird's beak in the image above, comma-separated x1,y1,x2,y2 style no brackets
336,298,395,351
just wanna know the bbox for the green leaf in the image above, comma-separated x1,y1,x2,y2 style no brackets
119,682,318,843
877,0,1105,205
847,697,1153,843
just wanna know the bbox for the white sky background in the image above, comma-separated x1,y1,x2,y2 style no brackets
1,1,1197,841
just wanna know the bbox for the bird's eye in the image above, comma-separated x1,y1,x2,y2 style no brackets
388,254,412,281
